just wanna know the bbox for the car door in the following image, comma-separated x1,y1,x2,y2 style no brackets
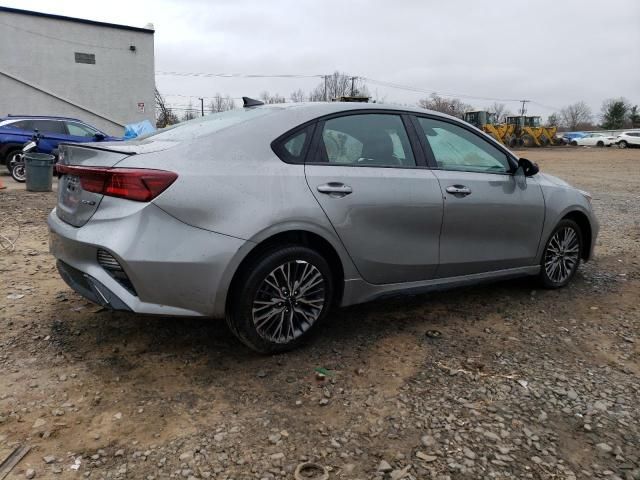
33,120,68,153
64,121,102,143
413,116,545,278
304,112,444,284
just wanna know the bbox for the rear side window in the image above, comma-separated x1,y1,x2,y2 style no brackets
314,114,416,167
33,120,66,135
272,125,313,163
6,120,34,130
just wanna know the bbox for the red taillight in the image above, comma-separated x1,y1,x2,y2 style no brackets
56,165,178,202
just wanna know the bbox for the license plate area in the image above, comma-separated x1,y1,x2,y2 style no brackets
56,174,102,227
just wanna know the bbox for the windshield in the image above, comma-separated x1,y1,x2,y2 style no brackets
145,107,275,142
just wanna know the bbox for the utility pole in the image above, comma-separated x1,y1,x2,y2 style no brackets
199,97,204,117
520,99,530,117
324,75,328,102
350,76,357,96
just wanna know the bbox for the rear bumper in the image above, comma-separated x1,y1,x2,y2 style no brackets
48,203,248,317
56,260,132,312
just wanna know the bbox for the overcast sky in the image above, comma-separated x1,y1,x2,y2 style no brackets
3,0,640,119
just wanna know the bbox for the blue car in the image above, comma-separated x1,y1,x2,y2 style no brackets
561,132,587,145
0,115,120,171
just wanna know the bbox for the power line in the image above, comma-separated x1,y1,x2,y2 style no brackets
157,71,526,103
163,93,244,100
157,71,561,111
530,101,562,112
362,77,523,103
156,71,323,79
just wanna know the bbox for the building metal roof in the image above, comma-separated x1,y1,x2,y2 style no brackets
0,6,154,34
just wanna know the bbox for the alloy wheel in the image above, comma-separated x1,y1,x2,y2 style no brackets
544,227,580,284
251,260,325,344
8,152,23,170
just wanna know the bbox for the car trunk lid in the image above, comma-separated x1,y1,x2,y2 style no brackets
56,144,134,227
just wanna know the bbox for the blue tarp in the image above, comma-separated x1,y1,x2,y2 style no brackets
123,120,156,140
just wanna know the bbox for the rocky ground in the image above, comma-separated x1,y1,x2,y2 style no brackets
1,147,639,480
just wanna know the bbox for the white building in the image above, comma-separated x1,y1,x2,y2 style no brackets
0,6,155,135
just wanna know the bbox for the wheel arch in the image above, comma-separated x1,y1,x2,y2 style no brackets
1,143,25,164
214,224,356,318
561,210,593,261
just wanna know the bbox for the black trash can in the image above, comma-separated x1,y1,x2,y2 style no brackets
25,153,55,192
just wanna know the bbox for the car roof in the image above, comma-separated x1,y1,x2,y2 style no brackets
2,115,83,122
250,101,446,115
243,101,463,125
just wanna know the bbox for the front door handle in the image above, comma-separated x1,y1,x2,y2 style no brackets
317,182,353,197
445,185,472,196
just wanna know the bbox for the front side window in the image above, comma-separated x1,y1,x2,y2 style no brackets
315,114,415,167
416,117,511,174
66,122,98,137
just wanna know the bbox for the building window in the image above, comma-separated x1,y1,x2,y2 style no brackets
74,52,96,64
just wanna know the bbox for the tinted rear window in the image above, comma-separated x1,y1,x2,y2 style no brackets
34,120,66,134
147,108,274,142
0,120,34,130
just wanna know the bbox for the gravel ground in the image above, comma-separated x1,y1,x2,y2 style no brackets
1,146,639,480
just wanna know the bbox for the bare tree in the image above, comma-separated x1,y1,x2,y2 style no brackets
418,94,472,118
208,94,235,113
560,102,592,130
308,71,370,101
489,102,510,123
546,112,560,127
182,101,198,122
290,89,307,103
155,88,179,128
259,91,286,104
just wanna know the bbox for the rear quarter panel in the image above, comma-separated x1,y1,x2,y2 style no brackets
114,115,361,280
0,130,28,160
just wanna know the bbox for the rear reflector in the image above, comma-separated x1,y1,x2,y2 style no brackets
56,165,177,202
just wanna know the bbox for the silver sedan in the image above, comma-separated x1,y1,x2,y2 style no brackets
48,100,598,353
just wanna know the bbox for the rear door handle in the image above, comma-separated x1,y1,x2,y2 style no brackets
317,182,353,197
445,185,472,196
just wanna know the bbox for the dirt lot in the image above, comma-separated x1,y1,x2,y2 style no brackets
1,147,639,480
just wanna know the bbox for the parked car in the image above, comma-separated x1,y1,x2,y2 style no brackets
615,131,640,148
48,101,598,353
0,115,120,171
561,132,586,144
570,132,616,147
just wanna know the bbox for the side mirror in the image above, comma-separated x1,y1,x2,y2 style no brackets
518,158,539,177
94,133,106,141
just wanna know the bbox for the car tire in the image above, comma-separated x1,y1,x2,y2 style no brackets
570,140,578,146
5,149,23,172
226,245,334,353
596,141,604,147
618,140,628,149
11,163,26,183
540,219,583,289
